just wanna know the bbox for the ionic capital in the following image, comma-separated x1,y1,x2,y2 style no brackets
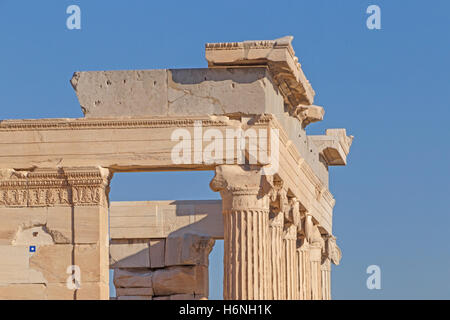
210,165,273,212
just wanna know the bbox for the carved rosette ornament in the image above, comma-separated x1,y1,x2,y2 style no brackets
0,167,112,207
210,165,273,300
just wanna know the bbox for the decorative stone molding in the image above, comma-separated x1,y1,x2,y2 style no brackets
309,129,354,166
304,214,314,244
0,167,111,207
206,36,315,107
325,235,342,266
210,165,273,212
326,129,354,156
290,105,325,128
0,117,230,131
286,197,302,234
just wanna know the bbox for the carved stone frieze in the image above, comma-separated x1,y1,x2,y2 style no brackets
0,167,111,207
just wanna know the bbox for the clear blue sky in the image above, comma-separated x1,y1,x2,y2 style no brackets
0,0,449,299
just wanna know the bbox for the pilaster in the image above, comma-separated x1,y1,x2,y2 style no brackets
0,167,111,300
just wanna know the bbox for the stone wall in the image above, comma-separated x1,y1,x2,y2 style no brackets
111,233,214,300
0,167,111,300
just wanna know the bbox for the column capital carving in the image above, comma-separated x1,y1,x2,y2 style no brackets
283,224,297,240
268,179,287,228
304,213,314,244
210,165,273,212
304,215,327,265
267,179,303,233
322,235,342,266
297,236,309,251
321,258,331,271
290,104,325,128
0,167,112,207
286,197,302,233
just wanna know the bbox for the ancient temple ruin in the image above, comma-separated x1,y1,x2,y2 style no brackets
0,36,352,300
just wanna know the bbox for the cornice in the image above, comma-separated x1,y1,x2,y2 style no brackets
0,117,232,131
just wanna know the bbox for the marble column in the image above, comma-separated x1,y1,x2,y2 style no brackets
284,224,298,300
322,235,342,300
309,242,323,300
297,237,311,300
268,186,288,300
269,210,284,300
321,258,331,300
210,165,273,300
309,221,325,300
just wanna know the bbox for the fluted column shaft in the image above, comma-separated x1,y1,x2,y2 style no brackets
298,240,311,300
321,258,331,300
309,244,322,300
269,212,283,300
284,224,298,299
223,203,269,299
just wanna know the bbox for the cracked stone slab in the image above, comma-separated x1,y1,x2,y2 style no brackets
71,68,282,118
71,70,168,118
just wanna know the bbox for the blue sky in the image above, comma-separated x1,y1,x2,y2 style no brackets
0,0,449,299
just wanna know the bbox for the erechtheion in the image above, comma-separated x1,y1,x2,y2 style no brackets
0,36,352,300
